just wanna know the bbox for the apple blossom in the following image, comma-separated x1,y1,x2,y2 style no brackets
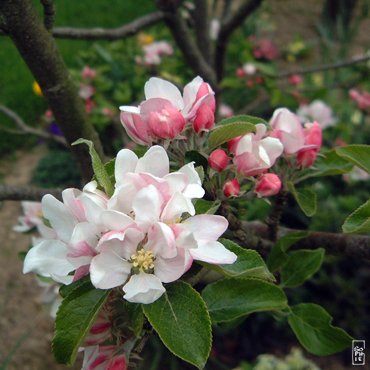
223,179,240,197
13,201,43,232
233,123,284,176
81,345,127,370
255,173,282,197
349,89,370,111
219,103,234,118
297,100,336,129
296,121,322,168
208,149,229,172
81,65,97,80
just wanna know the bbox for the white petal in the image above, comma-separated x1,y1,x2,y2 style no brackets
62,188,85,222
78,194,105,225
136,145,169,177
144,77,184,110
235,134,253,156
182,76,203,114
23,240,74,278
90,251,131,289
119,105,140,114
146,222,176,259
183,215,228,241
42,194,76,242
115,149,139,185
123,273,165,304
133,185,162,225
190,241,237,264
100,210,134,230
154,252,187,283
260,137,284,164
70,222,100,247
108,182,138,214
161,192,194,222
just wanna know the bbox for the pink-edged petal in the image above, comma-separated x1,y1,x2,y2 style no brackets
90,251,131,289
161,192,194,222
133,185,163,226
146,222,176,259
115,149,139,185
182,76,203,115
23,240,74,279
175,227,199,250
120,111,151,146
259,137,284,164
163,172,187,195
183,214,228,241
235,134,253,156
136,145,169,177
178,162,205,198
79,194,106,225
42,194,76,242
189,241,237,264
62,188,86,222
154,251,188,283
70,222,100,248
144,77,184,110
119,105,140,114
73,265,90,282
81,346,100,370
108,182,138,214
100,210,134,231
123,273,165,304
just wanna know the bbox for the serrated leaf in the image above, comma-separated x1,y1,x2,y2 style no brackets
288,182,317,217
143,281,211,369
201,239,274,281
342,199,370,234
299,150,353,180
281,249,325,288
194,199,221,215
59,276,90,298
202,278,287,323
267,231,309,272
53,281,109,365
72,139,114,196
208,120,257,151
336,144,370,174
288,303,353,355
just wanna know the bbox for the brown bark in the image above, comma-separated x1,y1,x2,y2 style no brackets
0,0,104,182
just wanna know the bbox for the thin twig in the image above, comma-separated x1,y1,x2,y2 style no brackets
0,185,62,201
0,104,67,146
40,0,55,30
0,11,164,40
277,53,370,78
266,190,288,241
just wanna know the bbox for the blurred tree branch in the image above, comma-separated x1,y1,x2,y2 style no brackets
277,53,370,78
40,0,55,31
0,104,67,146
215,0,263,81
0,11,165,40
0,0,105,182
0,185,62,202
194,0,211,62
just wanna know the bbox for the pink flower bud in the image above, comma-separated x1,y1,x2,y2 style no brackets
236,68,246,77
296,121,322,168
81,65,97,79
255,173,281,197
227,136,241,154
148,105,186,139
193,104,215,133
296,149,317,168
288,74,303,86
223,179,240,197
208,149,229,172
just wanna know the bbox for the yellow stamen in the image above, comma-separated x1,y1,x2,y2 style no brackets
130,249,155,272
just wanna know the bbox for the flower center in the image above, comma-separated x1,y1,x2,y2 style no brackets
130,249,155,273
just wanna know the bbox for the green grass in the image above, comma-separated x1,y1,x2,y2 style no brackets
0,0,155,157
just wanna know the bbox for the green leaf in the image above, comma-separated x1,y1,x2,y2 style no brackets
202,278,287,323
342,199,370,234
267,231,309,272
194,199,221,215
288,182,317,217
217,114,267,126
143,281,211,369
288,303,353,355
280,249,325,288
185,151,208,171
301,150,353,180
208,120,257,151
72,138,114,197
53,281,109,365
59,276,91,298
202,239,274,281
336,144,370,173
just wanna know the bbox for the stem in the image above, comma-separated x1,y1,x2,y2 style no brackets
266,190,288,241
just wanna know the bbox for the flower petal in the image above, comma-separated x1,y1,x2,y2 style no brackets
123,273,165,304
154,251,188,283
100,210,134,231
183,214,228,241
136,145,169,177
190,241,237,264
115,149,139,185
133,185,163,226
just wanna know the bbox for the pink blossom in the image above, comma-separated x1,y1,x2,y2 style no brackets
14,201,43,232
296,121,322,167
219,103,234,118
349,89,370,110
297,100,336,129
81,345,127,370
255,173,282,197
208,149,229,172
82,66,97,80
79,84,95,100
233,124,284,176
252,38,279,60
243,63,257,75
119,76,215,144
137,41,173,66
288,74,303,86
223,179,240,197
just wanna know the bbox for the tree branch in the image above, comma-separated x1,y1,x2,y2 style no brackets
215,0,263,81
40,0,55,31
277,53,370,78
0,185,62,202
0,104,67,146
156,0,218,89
0,0,105,182
0,11,165,40
193,0,211,62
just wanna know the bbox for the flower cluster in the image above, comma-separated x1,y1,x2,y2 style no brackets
23,146,236,304
135,40,173,66
119,76,215,144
